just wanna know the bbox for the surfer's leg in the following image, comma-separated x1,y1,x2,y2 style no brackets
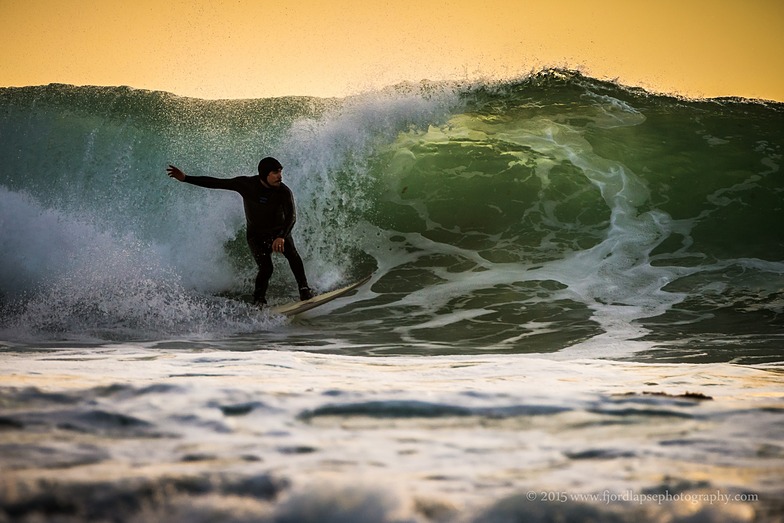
254,256,274,304
282,237,313,300
249,238,273,305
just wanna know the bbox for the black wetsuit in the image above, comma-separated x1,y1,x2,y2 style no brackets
183,174,309,303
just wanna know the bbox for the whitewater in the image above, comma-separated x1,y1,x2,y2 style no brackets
1,70,782,522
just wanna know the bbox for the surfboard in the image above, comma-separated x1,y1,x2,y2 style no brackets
269,274,372,317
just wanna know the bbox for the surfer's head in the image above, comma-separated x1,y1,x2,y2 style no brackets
258,157,283,187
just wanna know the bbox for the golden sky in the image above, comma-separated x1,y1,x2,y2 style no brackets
1,0,782,101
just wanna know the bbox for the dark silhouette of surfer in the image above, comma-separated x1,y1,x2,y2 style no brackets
167,157,313,306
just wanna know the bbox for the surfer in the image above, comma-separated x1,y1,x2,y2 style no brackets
166,157,313,306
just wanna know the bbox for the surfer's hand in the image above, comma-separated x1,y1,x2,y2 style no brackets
166,165,186,181
272,238,285,253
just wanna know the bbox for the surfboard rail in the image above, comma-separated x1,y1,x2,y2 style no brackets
269,273,372,317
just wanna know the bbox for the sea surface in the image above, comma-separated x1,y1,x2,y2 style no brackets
1,70,782,521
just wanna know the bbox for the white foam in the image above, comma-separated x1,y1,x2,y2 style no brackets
0,186,279,340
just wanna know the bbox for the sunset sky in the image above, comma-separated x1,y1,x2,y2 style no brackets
1,0,782,101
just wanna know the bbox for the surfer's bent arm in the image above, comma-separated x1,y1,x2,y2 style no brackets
270,188,297,254
279,187,297,239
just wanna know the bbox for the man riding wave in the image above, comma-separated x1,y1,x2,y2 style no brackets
166,157,313,306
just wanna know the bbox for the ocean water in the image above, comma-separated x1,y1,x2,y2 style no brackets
1,70,782,521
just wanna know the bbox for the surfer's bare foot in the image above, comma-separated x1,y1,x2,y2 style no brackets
299,287,314,301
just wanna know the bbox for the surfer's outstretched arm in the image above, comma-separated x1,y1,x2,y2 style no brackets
166,165,241,191
166,164,186,181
